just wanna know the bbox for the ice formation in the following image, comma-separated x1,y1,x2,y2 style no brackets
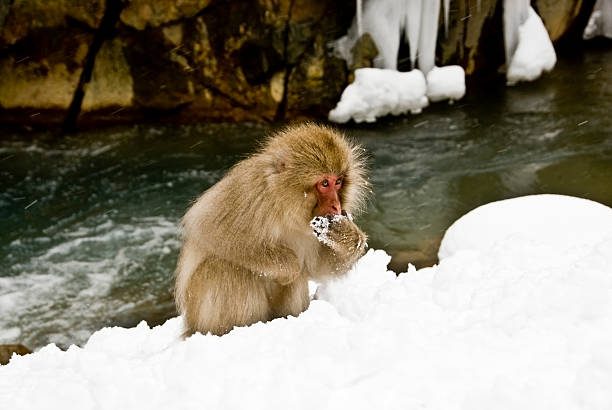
2,195,612,410
506,7,557,85
328,68,429,123
330,0,560,122
584,0,612,40
328,0,466,123
503,1,556,85
503,0,530,68
333,0,442,72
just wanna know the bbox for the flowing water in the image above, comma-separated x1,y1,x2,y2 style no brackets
1,46,611,350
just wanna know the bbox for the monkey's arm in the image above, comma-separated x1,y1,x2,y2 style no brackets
215,242,302,286
311,215,367,277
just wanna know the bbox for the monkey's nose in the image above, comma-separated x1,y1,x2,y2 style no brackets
330,202,341,215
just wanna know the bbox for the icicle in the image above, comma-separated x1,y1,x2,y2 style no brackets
361,0,404,69
356,0,363,37
503,0,529,65
444,0,450,37
417,0,440,74
405,0,423,69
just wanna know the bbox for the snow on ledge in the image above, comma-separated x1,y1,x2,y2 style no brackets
329,65,466,123
426,65,466,103
328,68,429,123
2,195,612,410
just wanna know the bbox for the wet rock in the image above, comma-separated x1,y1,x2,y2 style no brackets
120,0,213,30
82,38,134,111
350,33,378,71
0,344,32,366
286,34,348,117
535,0,593,42
438,0,505,75
0,0,104,47
0,28,92,110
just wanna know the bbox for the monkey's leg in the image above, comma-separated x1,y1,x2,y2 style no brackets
182,256,273,336
268,277,310,319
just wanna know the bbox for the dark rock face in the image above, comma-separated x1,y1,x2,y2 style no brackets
0,0,598,127
438,0,505,75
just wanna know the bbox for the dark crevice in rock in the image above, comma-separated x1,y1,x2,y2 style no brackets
273,0,296,122
62,0,124,134
555,0,597,54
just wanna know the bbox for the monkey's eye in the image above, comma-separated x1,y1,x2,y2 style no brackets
321,180,329,187
335,177,343,186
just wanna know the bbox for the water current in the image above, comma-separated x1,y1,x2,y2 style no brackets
1,46,611,349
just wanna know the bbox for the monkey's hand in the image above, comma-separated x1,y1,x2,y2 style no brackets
311,213,367,262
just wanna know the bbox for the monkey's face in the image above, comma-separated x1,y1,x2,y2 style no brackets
313,174,343,217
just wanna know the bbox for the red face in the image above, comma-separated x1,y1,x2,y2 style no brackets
314,174,343,216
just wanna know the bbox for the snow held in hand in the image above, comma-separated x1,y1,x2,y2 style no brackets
2,194,612,410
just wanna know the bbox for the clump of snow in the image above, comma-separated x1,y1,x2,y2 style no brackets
506,7,557,86
584,0,612,40
2,194,612,410
328,68,428,123
310,214,345,246
426,65,466,103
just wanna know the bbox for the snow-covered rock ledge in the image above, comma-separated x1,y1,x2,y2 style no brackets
2,195,612,410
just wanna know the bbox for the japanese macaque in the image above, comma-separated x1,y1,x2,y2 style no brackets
175,123,369,336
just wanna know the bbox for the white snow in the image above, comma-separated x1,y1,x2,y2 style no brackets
328,67,429,123
3,194,612,410
506,7,557,86
426,65,466,102
584,0,612,40
329,65,465,123
310,214,347,247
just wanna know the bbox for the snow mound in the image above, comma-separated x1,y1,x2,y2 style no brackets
328,67,428,123
507,7,557,86
426,65,466,103
2,194,612,410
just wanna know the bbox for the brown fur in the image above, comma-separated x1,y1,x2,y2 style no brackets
175,123,369,337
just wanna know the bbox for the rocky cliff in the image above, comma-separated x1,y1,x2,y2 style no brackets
0,0,596,129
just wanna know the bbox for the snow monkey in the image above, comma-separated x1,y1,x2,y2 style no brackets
175,123,369,336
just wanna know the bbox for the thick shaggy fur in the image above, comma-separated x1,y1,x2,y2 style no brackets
175,123,369,336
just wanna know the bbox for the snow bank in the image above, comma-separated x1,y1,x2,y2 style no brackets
3,194,612,410
328,68,428,123
426,65,466,103
506,7,557,86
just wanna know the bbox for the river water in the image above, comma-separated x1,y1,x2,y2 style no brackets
1,46,611,350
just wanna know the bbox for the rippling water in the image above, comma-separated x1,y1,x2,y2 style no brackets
1,47,611,349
